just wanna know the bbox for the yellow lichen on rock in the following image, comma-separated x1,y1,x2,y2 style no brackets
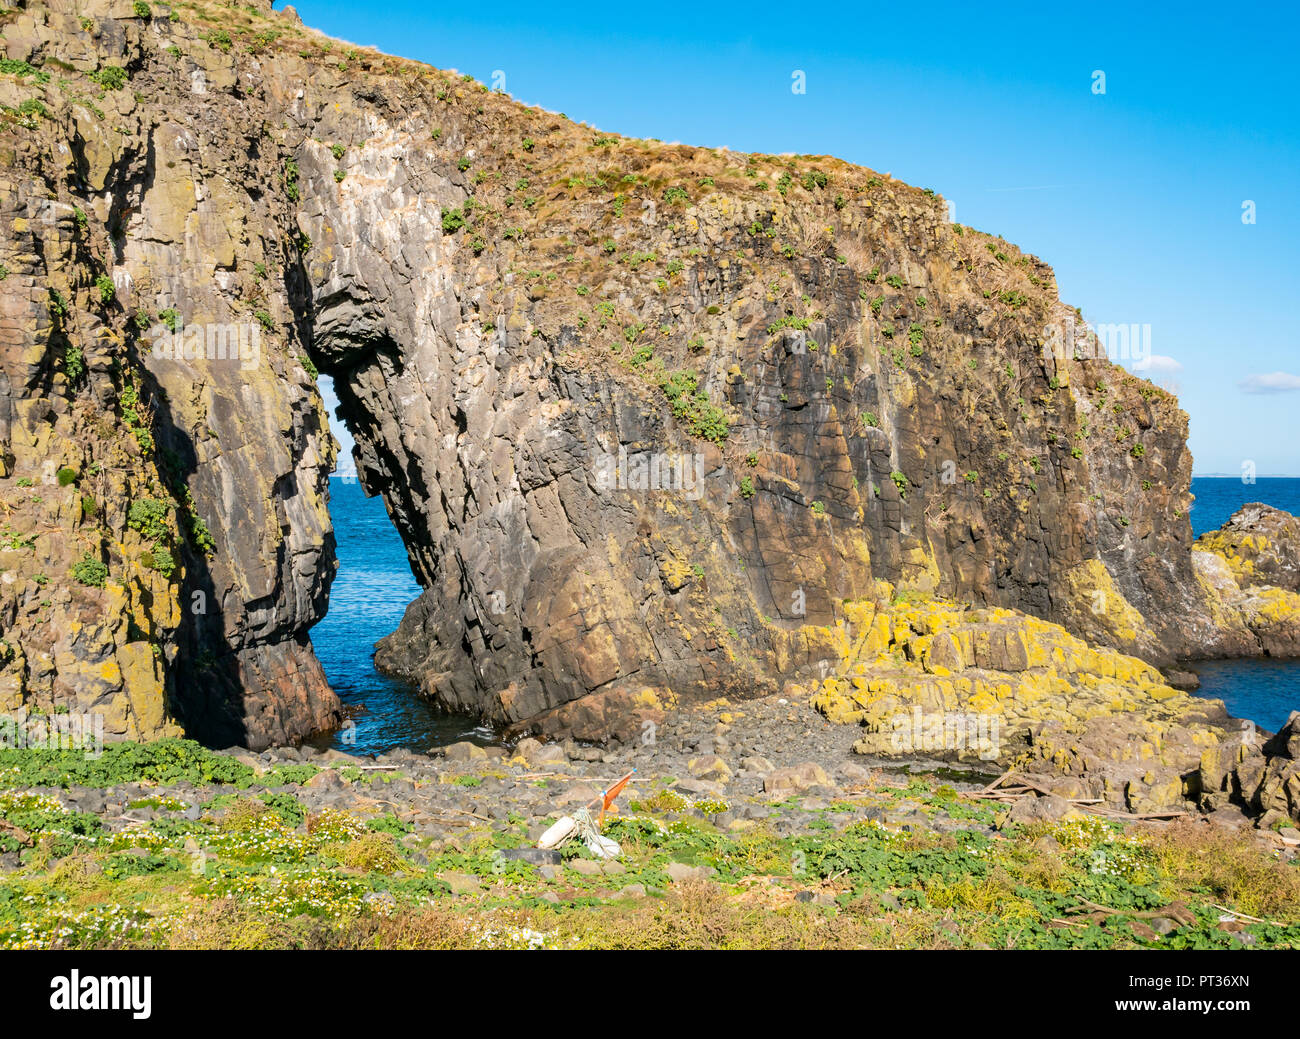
1196,528,1263,585
807,590,1191,761
1191,545,1300,656
656,549,694,593
1059,559,1158,654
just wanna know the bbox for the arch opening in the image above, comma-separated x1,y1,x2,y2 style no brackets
305,375,497,755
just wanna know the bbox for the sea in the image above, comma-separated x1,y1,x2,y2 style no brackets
308,475,1300,753
305,477,496,756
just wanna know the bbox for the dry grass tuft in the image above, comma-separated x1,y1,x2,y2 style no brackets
1145,821,1300,920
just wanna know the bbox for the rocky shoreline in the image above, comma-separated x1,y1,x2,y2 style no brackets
2,693,1298,949
485,528,1300,833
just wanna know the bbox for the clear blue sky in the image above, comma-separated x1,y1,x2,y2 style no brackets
294,0,1299,476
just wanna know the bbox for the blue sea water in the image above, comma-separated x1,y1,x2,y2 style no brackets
1190,659,1298,735
306,478,495,755
1188,476,1300,537
308,475,1300,753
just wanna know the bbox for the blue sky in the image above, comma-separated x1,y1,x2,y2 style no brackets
297,0,1299,476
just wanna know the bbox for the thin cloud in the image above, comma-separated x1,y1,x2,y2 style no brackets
1131,354,1183,375
1239,371,1300,394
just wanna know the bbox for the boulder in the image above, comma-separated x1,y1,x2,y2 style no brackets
1005,794,1086,826
437,871,482,896
839,762,873,783
665,862,717,883
763,763,832,796
1264,711,1300,761
515,738,568,767
686,755,732,782
674,778,726,798
442,741,488,763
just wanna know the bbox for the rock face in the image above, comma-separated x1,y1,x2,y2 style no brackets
0,0,340,747
1197,504,1300,593
1005,707,1300,826
1191,505,1300,657
1198,711,1300,828
0,0,1297,747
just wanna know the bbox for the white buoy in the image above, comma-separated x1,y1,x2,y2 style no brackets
537,815,577,850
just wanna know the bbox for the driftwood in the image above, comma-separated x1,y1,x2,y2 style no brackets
438,805,494,822
1210,903,1276,926
970,771,1189,821
1085,805,1189,821
1067,898,1198,925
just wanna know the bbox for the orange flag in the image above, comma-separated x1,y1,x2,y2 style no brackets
596,768,637,826
602,769,636,812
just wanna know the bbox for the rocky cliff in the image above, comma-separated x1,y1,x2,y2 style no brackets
0,0,1295,749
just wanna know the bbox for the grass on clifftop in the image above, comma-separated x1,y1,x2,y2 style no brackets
1,741,1297,949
